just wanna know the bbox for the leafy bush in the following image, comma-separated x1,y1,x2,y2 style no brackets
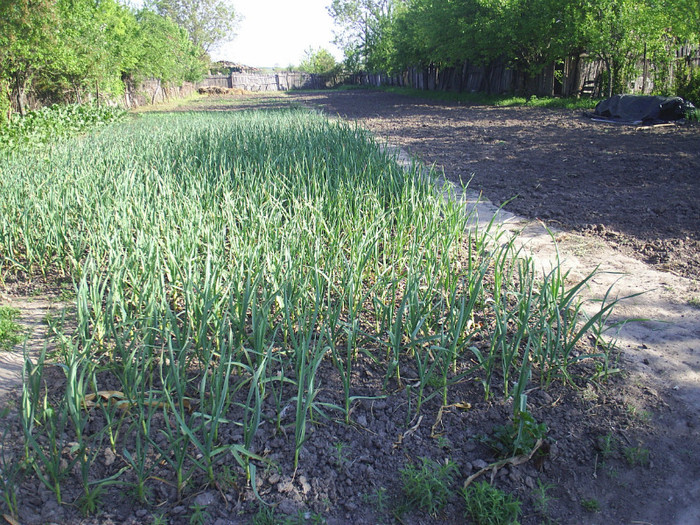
463,481,521,525
0,103,127,151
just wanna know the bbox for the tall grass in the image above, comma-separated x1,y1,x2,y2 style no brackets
1,108,617,513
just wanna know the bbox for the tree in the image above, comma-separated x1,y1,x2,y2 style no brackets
327,0,398,72
582,0,673,97
0,0,58,116
151,0,237,53
51,0,139,103
298,47,339,75
130,8,204,84
499,0,586,77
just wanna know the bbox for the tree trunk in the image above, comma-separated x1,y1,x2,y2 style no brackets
151,79,161,105
2,80,12,122
14,75,27,117
72,81,83,104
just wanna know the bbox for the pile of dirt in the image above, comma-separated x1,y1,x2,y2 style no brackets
197,86,250,96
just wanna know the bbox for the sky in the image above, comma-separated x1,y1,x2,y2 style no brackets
212,0,345,68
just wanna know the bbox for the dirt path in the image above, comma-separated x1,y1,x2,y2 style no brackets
0,292,68,400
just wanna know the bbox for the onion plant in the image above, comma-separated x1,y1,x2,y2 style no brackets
2,107,623,513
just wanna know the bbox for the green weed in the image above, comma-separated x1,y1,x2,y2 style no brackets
581,498,600,512
0,306,23,350
189,503,212,525
597,432,617,459
482,411,547,458
332,442,349,470
252,506,326,525
362,486,389,514
462,481,521,525
400,457,458,516
532,479,556,516
623,445,650,467
0,103,127,151
151,514,167,525
376,86,601,110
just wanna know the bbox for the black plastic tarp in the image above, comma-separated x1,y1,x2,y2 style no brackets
592,95,695,124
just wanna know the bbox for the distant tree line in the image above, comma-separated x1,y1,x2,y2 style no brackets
0,0,237,120
328,0,700,97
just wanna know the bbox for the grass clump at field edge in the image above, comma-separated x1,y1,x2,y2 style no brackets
375,85,602,110
0,306,23,350
0,108,619,519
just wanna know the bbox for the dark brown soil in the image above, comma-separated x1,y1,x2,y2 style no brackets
2,326,688,525
286,90,700,280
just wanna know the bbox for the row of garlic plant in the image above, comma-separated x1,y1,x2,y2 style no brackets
2,109,616,512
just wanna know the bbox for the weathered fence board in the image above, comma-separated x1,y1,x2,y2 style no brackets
196,72,339,92
345,49,700,98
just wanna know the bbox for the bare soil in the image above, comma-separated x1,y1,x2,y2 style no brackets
286,90,700,280
1,90,699,525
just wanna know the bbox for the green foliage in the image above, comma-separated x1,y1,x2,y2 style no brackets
582,0,673,97
675,61,700,106
328,0,397,73
623,445,650,467
481,411,547,459
462,481,521,525
298,47,340,75
0,103,127,151
4,109,623,518
400,457,458,515
51,0,136,101
131,9,205,84
0,0,209,117
0,306,23,351
154,0,238,53
581,498,600,512
0,0,58,115
329,0,686,97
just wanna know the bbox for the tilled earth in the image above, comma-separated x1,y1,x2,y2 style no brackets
0,328,681,525
2,91,699,525
287,90,700,280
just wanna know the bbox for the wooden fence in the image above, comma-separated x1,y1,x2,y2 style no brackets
345,48,700,98
197,72,340,92
123,79,197,108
